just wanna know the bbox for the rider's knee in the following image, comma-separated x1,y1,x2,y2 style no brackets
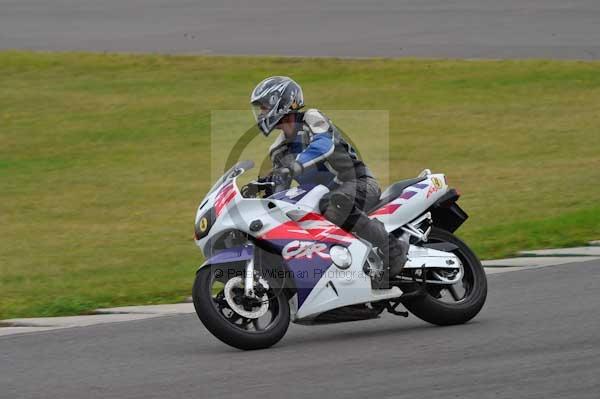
329,192,354,212
327,192,367,231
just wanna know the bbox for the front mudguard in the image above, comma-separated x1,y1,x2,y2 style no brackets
196,245,254,273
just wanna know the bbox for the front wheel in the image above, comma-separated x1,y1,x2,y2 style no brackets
192,264,290,350
402,227,487,325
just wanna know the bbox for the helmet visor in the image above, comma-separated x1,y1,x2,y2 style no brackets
251,103,269,123
251,101,284,136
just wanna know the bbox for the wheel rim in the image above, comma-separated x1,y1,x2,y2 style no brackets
209,270,283,333
422,238,476,304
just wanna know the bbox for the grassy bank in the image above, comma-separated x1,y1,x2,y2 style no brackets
1,52,598,319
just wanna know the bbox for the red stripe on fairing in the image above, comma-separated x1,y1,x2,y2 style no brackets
215,183,237,216
220,183,235,198
259,221,314,240
370,203,401,216
298,212,355,242
297,213,323,222
259,213,354,244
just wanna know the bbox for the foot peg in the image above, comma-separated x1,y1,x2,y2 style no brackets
386,300,409,317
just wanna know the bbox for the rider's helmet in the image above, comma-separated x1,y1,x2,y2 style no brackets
250,76,304,136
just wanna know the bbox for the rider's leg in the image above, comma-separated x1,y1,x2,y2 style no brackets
322,179,408,286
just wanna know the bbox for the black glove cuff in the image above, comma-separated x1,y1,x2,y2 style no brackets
257,175,272,184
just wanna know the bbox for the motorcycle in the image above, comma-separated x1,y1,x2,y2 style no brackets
192,160,487,350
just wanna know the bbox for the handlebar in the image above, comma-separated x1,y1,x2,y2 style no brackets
242,171,292,198
241,180,276,198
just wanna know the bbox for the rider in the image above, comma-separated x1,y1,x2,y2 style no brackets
250,76,408,287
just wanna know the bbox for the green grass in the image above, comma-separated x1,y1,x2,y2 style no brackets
1,51,599,319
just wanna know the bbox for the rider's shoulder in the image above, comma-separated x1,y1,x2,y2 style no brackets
302,108,331,134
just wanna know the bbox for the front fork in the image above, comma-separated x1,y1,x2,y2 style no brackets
243,244,256,298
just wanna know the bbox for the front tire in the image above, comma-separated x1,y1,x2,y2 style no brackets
403,227,487,325
192,264,290,350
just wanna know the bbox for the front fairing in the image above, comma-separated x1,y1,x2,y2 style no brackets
194,161,254,246
194,169,366,308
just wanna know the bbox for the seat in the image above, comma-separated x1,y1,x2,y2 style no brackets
366,177,427,213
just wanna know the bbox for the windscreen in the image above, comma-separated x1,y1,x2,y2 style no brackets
206,160,255,196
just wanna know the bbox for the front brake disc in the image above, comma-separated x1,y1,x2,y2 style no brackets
224,276,269,319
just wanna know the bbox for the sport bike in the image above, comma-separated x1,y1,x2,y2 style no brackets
192,160,487,350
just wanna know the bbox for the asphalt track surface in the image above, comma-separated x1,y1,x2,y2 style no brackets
2,259,599,399
1,0,600,59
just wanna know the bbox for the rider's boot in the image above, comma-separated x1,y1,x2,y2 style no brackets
353,217,409,289
379,232,409,288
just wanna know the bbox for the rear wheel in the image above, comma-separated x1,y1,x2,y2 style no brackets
192,264,290,350
402,227,487,325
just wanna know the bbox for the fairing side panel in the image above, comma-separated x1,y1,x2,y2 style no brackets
257,212,357,308
294,238,403,320
370,174,449,232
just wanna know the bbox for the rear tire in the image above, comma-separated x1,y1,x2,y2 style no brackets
192,265,290,350
403,227,487,325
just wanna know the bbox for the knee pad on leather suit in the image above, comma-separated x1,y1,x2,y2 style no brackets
324,191,357,230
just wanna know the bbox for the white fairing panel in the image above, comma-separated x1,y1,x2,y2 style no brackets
295,184,329,212
371,174,448,232
405,245,462,269
294,239,402,320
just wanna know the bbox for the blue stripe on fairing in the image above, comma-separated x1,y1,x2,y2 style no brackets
412,183,429,189
400,190,417,199
288,255,335,307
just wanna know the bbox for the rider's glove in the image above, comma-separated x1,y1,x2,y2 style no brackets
274,161,303,181
241,174,277,198
257,175,275,197
241,183,259,198
272,161,303,191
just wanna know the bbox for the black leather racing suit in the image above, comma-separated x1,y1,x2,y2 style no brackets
267,109,407,282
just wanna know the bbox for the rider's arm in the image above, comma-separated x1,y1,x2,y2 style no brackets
292,109,335,177
270,132,334,185
295,132,334,169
